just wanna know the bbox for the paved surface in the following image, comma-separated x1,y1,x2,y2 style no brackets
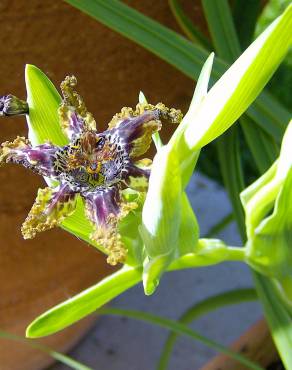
49,173,262,370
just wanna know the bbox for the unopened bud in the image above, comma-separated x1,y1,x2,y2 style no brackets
0,95,28,116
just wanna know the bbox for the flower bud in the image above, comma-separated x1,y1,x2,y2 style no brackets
0,95,28,116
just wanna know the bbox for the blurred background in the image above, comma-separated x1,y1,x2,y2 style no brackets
0,1,290,369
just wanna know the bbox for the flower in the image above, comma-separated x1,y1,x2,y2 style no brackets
0,76,182,265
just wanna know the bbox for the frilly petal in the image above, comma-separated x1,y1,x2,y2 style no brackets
0,136,58,177
108,103,182,158
22,184,77,239
84,186,138,265
123,159,152,191
58,76,96,139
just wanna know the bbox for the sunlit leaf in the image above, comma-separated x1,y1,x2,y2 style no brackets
183,5,292,150
26,266,142,338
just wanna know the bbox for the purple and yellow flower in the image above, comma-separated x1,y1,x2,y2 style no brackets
0,76,182,265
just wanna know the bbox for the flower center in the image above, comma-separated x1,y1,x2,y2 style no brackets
53,130,126,192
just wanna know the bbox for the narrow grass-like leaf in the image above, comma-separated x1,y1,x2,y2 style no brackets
100,307,264,370
241,116,279,173
26,266,142,338
64,0,290,142
233,0,261,50
202,0,241,60
216,129,245,239
168,0,212,49
0,330,92,370
157,288,257,370
254,273,292,370
204,212,234,238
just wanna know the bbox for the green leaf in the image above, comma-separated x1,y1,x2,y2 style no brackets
199,3,292,367
254,273,292,370
0,329,92,370
202,0,241,60
64,0,290,143
26,266,142,338
157,288,257,370
99,307,264,370
183,5,292,150
241,116,279,174
233,0,261,50
168,0,212,49
25,64,67,146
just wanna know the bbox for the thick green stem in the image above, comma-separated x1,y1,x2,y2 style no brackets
168,239,246,271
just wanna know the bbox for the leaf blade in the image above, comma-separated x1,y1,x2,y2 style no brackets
26,266,142,338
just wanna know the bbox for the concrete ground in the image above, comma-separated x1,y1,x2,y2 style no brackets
49,173,262,370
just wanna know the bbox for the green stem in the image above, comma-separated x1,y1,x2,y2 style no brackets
168,239,246,271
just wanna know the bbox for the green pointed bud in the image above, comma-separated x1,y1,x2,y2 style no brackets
0,95,28,116
139,53,214,295
241,120,292,277
141,145,182,295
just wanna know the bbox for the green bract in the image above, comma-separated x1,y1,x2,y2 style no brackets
241,119,292,277
23,4,291,338
140,53,213,294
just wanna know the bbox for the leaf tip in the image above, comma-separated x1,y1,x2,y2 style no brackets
25,321,39,339
139,91,147,104
25,64,40,79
